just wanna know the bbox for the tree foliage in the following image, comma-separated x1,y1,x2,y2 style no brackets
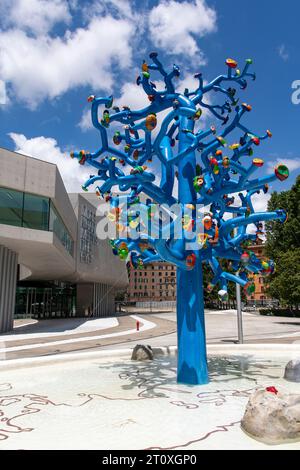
266,175,300,253
265,176,300,306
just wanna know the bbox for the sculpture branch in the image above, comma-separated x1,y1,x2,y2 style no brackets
72,52,289,386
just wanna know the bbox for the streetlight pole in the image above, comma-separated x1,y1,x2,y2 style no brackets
234,214,244,344
236,282,244,343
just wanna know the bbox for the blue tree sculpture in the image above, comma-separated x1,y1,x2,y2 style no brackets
72,53,289,385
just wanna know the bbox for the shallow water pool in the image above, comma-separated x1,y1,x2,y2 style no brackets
0,354,299,449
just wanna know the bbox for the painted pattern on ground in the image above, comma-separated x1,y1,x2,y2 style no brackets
1,355,299,449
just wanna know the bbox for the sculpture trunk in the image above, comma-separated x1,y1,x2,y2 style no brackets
176,115,209,385
176,264,208,384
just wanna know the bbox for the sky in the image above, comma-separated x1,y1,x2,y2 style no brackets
0,0,299,212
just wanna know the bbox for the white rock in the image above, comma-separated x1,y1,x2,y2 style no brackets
241,389,300,444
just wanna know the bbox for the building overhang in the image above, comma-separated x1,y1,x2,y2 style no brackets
0,224,75,280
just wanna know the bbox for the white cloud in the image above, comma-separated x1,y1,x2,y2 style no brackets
115,82,150,110
177,75,199,94
148,0,217,59
81,0,138,22
278,44,289,62
78,108,93,132
1,0,71,35
267,157,300,174
0,1,218,110
106,0,136,19
0,16,134,108
0,80,7,105
8,133,91,192
251,190,271,213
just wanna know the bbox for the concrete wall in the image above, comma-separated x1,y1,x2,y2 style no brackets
0,147,55,196
76,283,115,317
0,245,18,333
69,193,128,287
93,283,115,317
76,283,94,317
53,168,77,242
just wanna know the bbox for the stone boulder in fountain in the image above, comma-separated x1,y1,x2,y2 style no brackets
284,359,300,382
241,388,300,444
131,344,153,361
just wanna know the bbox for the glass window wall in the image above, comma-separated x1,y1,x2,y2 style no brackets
0,186,74,257
23,192,49,230
0,187,23,226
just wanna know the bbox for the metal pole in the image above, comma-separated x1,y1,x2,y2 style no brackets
236,282,244,343
233,214,244,344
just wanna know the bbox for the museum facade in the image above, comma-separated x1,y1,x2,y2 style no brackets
0,147,128,333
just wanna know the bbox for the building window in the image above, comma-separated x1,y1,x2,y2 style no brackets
0,186,74,257
0,187,23,227
23,192,49,231
79,204,97,263
49,202,74,256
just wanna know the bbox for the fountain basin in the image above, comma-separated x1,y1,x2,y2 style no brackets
0,345,299,450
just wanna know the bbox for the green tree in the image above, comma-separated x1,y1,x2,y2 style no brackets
265,175,300,308
267,249,300,307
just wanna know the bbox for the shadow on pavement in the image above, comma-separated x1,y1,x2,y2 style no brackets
95,354,283,398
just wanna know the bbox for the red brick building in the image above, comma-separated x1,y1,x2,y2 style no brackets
126,241,271,305
246,239,271,304
127,262,176,302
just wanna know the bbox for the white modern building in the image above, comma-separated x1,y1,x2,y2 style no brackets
0,147,128,333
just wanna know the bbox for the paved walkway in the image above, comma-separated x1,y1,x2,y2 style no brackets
0,315,176,361
1,309,300,360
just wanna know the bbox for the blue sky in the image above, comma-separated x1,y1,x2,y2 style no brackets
0,0,299,206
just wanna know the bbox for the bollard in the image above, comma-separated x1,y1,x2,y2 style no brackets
136,320,140,331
